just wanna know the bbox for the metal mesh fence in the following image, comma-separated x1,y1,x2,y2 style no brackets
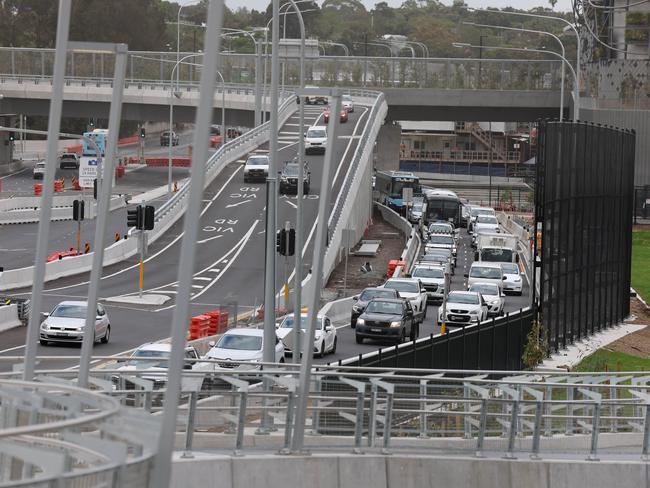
534,120,636,352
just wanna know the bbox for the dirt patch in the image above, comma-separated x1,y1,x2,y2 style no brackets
606,298,650,357
324,207,408,299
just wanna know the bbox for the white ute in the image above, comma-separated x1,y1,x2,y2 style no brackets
381,278,428,321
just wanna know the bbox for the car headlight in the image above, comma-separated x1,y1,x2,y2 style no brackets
389,321,402,328
514,277,521,282
469,310,478,315
356,318,365,326
314,331,322,339
489,300,499,306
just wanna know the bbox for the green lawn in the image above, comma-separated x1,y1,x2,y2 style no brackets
632,231,650,302
574,349,650,372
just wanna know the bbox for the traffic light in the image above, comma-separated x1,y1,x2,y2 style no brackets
276,229,287,256
127,206,143,229
93,179,98,200
8,132,15,142
287,229,296,256
72,200,84,221
140,127,146,139
143,205,155,230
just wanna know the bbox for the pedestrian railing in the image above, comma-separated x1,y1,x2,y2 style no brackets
3,362,650,461
0,379,158,487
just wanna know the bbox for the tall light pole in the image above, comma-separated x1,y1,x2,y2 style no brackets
468,8,581,118
465,21,568,120
176,1,201,90
453,42,579,121
167,54,226,195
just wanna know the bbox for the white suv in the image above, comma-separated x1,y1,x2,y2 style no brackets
410,265,446,303
243,154,270,182
304,125,327,154
468,282,504,317
381,278,428,320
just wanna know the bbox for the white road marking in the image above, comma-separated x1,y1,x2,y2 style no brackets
284,200,298,209
225,199,253,209
0,249,28,252
208,268,221,273
191,285,204,289
0,344,26,354
194,277,212,281
0,168,28,180
196,234,223,244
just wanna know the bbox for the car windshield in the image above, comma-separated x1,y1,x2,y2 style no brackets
481,248,514,262
428,235,454,245
307,129,326,138
501,263,520,274
359,289,395,301
472,209,494,217
470,267,502,279
280,316,323,330
448,293,480,305
246,156,268,166
469,284,499,296
342,95,352,102
365,300,402,314
36,163,45,168
51,304,86,318
383,281,419,293
413,267,444,278
477,216,498,224
127,349,170,368
216,334,263,351
429,224,452,233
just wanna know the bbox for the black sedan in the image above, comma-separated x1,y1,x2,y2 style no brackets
355,298,417,344
350,287,400,328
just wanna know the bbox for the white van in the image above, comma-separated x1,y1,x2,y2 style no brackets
466,262,505,290
304,125,327,154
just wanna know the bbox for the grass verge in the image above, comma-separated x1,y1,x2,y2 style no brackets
632,231,650,302
574,349,650,372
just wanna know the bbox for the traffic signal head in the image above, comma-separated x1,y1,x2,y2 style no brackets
127,206,144,229
287,229,296,256
93,179,98,200
72,199,84,221
276,229,287,256
8,132,15,142
140,127,146,139
143,205,155,230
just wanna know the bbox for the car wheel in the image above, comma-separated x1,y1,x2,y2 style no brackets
331,336,337,354
101,325,110,344
304,185,310,195
318,341,325,357
279,357,285,363
355,335,363,344
351,320,356,329
422,303,428,319
40,339,48,346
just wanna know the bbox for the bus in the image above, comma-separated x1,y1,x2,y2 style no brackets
82,129,108,157
374,171,421,214
423,188,462,228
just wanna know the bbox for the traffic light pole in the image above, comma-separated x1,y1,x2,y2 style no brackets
139,230,145,298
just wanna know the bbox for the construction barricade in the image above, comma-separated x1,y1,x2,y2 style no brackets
34,184,42,196
188,314,210,340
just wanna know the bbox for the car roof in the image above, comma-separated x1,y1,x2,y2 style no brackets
385,278,419,283
368,298,404,304
308,125,327,131
470,263,502,269
413,264,444,270
135,342,172,353
223,327,264,337
449,290,481,297
362,286,395,292
54,300,89,306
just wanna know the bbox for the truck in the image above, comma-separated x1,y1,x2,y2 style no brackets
474,232,519,263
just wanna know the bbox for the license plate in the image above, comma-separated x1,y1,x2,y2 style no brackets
55,332,70,337
371,328,382,333
450,315,463,321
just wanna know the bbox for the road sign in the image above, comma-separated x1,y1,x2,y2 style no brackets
402,187,413,205
79,156,98,188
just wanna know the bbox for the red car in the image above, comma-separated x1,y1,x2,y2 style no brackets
323,108,348,124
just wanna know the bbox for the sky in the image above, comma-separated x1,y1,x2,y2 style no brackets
219,0,574,13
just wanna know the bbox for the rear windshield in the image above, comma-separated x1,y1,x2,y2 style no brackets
383,281,419,293
428,235,454,245
307,129,326,138
359,289,395,301
470,266,502,279
412,268,444,278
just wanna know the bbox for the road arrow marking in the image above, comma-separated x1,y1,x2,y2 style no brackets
225,199,253,209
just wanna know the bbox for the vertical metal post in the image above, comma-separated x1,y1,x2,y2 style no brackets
368,383,378,447
642,404,650,460
382,392,394,453
588,403,601,461
504,400,519,458
78,43,128,388
418,379,428,438
531,400,543,459
475,398,488,457
23,0,72,381
181,392,198,458
254,42,262,127
151,2,224,486
310,375,321,435
282,391,296,452
291,92,342,453
235,391,248,455
566,386,574,435
353,389,365,454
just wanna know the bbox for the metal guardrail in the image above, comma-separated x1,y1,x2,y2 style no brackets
0,379,158,486
3,365,650,462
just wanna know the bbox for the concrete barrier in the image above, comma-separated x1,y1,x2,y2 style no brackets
0,195,127,224
0,304,22,332
374,201,420,274
319,296,354,325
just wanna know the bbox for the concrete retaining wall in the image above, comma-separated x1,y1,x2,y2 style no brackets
0,304,21,332
0,195,127,224
375,202,420,274
171,451,650,488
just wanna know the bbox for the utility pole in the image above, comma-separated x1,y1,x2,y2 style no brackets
488,121,493,207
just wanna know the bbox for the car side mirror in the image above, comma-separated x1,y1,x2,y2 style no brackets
352,295,358,301
208,340,216,347
183,363,193,370
303,133,307,137
405,273,411,278
463,273,469,278
325,325,334,332
502,276,507,280
501,293,506,297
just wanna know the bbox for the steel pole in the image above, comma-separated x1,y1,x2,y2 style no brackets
255,42,262,126
218,71,226,145
262,28,268,124
168,72,174,195
151,1,224,486
292,92,341,453
77,44,127,388
489,121,493,207
263,0,280,366
23,0,72,381
291,0,306,364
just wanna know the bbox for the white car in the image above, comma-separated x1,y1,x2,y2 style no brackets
341,94,354,112
469,206,496,233
438,291,488,327
304,125,327,154
203,328,284,370
33,160,46,179
425,233,457,263
474,215,500,234
410,265,446,302
466,262,505,291
40,301,110,346
381,278,428,320
243,154,270,182
114,342,204,389
500,262,523,295
468,282,505,317
276,313,337,357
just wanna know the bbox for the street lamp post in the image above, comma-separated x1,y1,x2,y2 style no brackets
168,54,226,195
465,21,568,120
468,8,581,119
453,42,579,121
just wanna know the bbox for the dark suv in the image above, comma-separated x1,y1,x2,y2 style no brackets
350,287,400,328
279,160,310,195
355,298,417,344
